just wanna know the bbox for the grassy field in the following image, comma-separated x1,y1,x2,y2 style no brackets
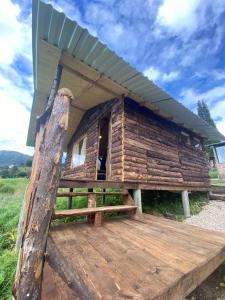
142,191,208,221
0,178,27,300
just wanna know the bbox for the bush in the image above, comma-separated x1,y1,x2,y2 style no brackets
209,168,218,179
0,184,15,194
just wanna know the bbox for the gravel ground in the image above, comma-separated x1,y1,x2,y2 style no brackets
184,200,225,232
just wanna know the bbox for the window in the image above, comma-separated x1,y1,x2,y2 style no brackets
71,136,87,167
216,146,225,163
180,131,190,145
192,137,202,150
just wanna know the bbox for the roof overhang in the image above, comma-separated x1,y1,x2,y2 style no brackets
27,0,225,148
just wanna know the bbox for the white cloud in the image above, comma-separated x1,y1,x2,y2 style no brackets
181,85,225,108
217,120,225,138
0,0,31,66
0,0,33,155
180,87,225,137
144,66,179,83
156,0,203,35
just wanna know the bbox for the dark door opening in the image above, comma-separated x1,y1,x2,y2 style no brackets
97,114,111,180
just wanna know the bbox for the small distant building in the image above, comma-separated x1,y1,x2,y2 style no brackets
210,142,225,179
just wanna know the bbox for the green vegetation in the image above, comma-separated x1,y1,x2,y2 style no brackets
209,168,219,179
211,178,225,185
0,166,31,179
142,191,208,221
0,178,26,300
197,100,216,128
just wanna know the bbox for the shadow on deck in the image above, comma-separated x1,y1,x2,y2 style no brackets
42,214,225,300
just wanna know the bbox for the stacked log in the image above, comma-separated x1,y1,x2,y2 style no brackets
123,98,210,188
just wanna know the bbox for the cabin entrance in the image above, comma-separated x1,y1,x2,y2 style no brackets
97,114,111,180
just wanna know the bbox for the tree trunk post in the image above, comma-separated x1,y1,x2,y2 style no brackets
133,189,142,214
182,190,191,218
13,88,73,300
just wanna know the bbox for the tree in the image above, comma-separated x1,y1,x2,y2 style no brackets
197,100,216,127
26,159,32,167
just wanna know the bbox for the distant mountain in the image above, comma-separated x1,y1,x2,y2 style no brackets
0,151,32,167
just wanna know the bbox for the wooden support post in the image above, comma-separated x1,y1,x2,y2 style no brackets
133,189,142,214
182,190,191,218
46,236,97,299
94,211,103,226
13,88,73,300
87,190,96,223
46,64,63,110
68,188,73,209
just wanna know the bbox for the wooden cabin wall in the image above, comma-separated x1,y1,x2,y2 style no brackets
63,99,123,181
110,100,124,181
123,98,210,188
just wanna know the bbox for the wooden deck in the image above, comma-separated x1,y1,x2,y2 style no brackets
42,214,225,299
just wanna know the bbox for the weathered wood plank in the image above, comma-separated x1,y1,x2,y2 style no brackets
14,88,73,300
53,205,137,219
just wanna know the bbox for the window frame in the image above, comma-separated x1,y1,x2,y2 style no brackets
71,135,87,168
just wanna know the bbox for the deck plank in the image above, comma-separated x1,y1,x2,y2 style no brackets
42,214,225,300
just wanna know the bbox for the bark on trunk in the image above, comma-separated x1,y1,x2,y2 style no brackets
46,236,97,300
13,88,73,300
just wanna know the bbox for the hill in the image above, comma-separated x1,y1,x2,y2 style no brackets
0,150,32,167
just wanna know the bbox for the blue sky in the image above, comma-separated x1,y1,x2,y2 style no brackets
0,0,225,155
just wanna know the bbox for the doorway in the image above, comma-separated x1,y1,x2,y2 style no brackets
97,114,111,180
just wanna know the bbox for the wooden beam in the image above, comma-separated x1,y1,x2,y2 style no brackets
182,190,191,218
133,189,142,214
46,235,97,299
46,64,63,110
13,88,73,300
59,179,210,192
62,63,119,98
57,191,128,197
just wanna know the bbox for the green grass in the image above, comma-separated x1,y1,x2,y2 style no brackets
0,178,27,300
209,168,219,179
211,178,225,185
142,191,208,221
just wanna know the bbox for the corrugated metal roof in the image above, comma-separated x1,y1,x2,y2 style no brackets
28,0,225,145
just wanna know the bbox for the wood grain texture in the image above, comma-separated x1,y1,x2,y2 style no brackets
64,98,123,181
14,88,73,300
62,97,210,191
123,98,210,189
53,205,137,219
42,215,225,300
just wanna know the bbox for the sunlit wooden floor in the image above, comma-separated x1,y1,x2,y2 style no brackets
41,214,225,300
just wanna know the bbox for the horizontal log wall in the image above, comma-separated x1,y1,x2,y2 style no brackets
63,99,123,180
124,98,210,189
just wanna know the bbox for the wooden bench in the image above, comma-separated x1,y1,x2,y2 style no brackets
56,191,128,197
53,205,137,226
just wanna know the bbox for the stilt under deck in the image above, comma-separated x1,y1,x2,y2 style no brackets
42,214,225,300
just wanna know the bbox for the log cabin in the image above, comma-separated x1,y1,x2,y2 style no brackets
13,1,225,299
